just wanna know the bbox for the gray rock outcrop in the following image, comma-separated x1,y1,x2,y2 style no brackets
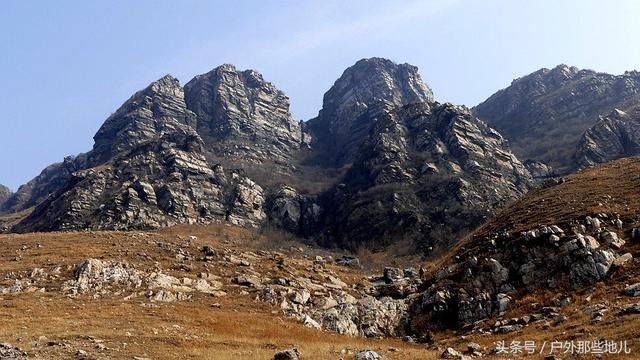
13,75,265,232
307,57,434,166
474,65,640,171
0,184,11,209
318,102,531,250
184,64,305,177
575,107,640,167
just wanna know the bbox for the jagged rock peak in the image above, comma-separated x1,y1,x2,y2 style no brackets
91,74,197,165
575,106,640,167
321,57,434,117
184,64,303,164
308,57,433,165
474,64,640,171
319,101,532,250
0,184,12,207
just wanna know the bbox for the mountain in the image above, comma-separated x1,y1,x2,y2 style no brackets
0,184,11,207
575,107,640,167
409,157,640,331
474,65,640,172
307,57,433,166
8,58,531,255
317,102,531,251
13,75,265,232
184,64,307,171
0,158,78,213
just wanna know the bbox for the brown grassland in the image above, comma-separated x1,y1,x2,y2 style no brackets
2,158,640,359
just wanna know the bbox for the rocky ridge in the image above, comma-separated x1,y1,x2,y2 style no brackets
184,64,306,172
317,102,531,250
575,107,640,167
6,58,532,255
307,57,434,166
0,184,11,208
404,157,640,336
12,76,266,232
474,65,640,171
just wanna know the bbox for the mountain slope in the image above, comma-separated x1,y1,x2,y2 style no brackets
474,65,640,171
0,184,11,208
575,107,640,167
307,57,434,166
409,157,640,332
13,76,265,232
317,102,531,251
184,64,306,170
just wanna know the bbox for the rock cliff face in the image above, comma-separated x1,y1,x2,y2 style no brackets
0,158,79,213
474,65,640,171
307,58,434,166
407,158,640,332
13,76,265,232
318,102,531,250
575,107,640,167
0,184,11,208
9,58,532,253
184,64,305,170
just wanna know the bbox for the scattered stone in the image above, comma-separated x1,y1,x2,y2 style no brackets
383,267,404,282
233,275,262,288
613,253,633,267
335,256,361,268
624,283,640,297
441,347,470,360
355,350,382,360
0,343,27,359
621,303,640,315
274,348,301,360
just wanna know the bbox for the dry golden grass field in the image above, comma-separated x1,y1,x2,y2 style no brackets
3,159,640,359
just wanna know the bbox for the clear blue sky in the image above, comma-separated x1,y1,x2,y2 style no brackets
1,0,639,190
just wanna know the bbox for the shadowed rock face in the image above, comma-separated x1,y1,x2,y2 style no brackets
575,107,640,167
13,76,265,232
307,57,434,166
0,184,11,208
318,102,531,251
474,65,640,171
9,58,531,253
184,64,304,166
91,75,198,166
0,158,79,213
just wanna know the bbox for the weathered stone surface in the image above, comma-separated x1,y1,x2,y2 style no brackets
474,65,640,171
0,157,79,213
441,347,471,360
12,76,266,232
266,185,322,235
0,342,27,360
307,57,434,166
0,184,12,209
408,214,631,331
355,350,383,360
576,107,640,167
318,102,532,250
184,64,305,170
625,283,640,297
273,348,301,360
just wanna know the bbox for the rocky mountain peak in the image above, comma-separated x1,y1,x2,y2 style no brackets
575,105,640,167
184,64,303,167
0,184,11,208
317,101,531,250
308,57,434,165
474,64,640,171
91,74,196,165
